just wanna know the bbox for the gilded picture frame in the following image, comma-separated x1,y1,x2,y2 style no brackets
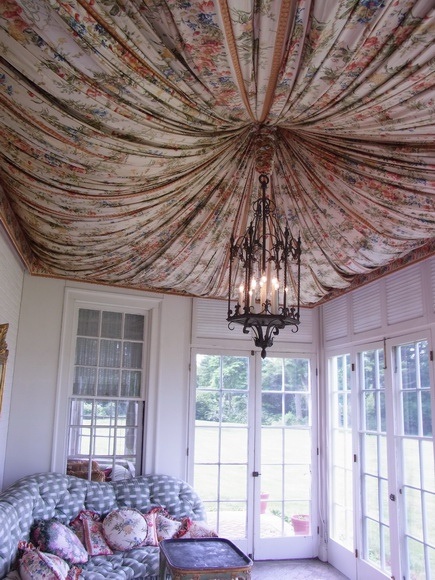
0,323,9,415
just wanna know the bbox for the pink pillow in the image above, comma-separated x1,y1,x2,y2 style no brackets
70,510,112,556
82,519,113,556
30,520,88,565
18,541,73,580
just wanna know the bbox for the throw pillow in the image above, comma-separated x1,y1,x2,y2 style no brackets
18,541,70,580
102,508,148,551
69,509,100,547
181,521,218,538
138,510,158,547
30,520,89,565
173,517,192,539
155,513,182,541
70,510,112,556
82,518,113,556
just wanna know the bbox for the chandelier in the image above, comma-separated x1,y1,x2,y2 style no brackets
227,173,301,358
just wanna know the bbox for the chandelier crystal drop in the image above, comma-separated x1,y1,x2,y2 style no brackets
227,173,301,358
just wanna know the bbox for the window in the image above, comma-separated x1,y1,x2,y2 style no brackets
66,307,146,481
359,348,390,574
329,353,353,549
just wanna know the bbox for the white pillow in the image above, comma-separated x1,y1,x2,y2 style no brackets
102,508,148,551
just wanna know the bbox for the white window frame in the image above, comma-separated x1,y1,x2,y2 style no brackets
52,287,162,475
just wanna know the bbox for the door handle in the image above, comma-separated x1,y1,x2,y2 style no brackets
252,471,261,477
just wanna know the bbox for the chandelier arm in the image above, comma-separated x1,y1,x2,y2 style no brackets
227,234,234,318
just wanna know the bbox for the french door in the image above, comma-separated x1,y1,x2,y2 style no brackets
328,334,435,580
189,349,317,560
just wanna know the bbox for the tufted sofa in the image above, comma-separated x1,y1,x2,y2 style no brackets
0,472,206,579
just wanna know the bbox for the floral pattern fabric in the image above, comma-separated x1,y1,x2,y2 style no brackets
17,541,81,580
0,0,434,305
102,508,148,551
29,520,89,566
71,510,114,557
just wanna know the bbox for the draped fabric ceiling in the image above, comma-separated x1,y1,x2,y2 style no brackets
1,0,435,307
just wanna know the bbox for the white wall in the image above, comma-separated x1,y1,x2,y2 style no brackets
2,275,193,489
0,226,24,489
153,294,192,478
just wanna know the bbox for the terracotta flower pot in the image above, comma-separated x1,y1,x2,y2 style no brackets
260,492,269,514
291,514,310,535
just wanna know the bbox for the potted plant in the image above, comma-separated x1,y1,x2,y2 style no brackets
260,492,270,514
291,514,310,535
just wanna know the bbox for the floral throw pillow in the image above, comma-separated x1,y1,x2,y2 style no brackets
30,520,89,566
82,519,113,556
155,513,182,541
141,511,159,547
70,510,112,556
181,521,218,538
102,508,148,551
18,541,80,580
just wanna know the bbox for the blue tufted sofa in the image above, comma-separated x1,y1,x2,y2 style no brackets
0,472,206,579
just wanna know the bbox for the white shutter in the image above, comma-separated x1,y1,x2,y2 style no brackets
352,282,382,334
323,297,348,342
193,298,250,341
193,299,313,344
386,264,423,326
274,307,313,344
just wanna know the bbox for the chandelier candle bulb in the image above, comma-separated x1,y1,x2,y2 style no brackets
271,288,278,314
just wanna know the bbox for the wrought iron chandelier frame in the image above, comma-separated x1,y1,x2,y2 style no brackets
227,173,301,358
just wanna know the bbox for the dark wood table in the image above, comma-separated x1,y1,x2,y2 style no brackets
159,537,252,580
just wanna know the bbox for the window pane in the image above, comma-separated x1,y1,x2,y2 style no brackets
195,426,219,463
196,355,221,389
422,391,432,436
123,342,143,369
77,309,99,337
121,370,141,397
116,427,137,455
221,428,248,463
99,340,122,368
402,391,419,435
285,429,310,463
122,401,139,426
221,392,247,423
262,393,283,425
222,356,248,390
101,311,122,338
75,338,98,366
97,369,120,396
284,359,309,391
261,358,283,391
196,391,219,421
284,393,309,426
124,314,145,340
73,367,96,396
